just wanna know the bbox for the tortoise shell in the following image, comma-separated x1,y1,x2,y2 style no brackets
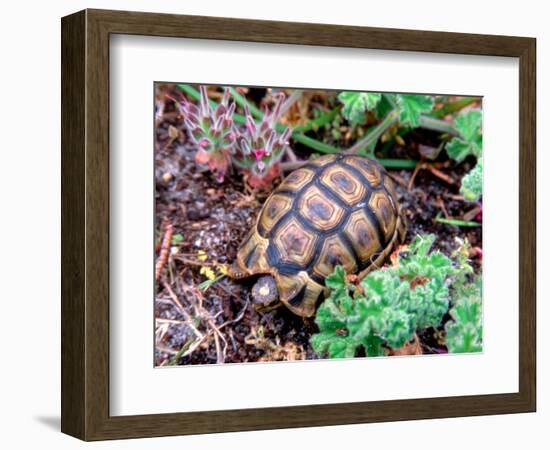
229,154,406,317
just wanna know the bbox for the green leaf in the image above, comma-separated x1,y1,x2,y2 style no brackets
445,109,483,162
444,110,483,200
382,308,414,348
445,138,472,162
445,276,483,353
325,265,347,290
455,110,482,143
197,274,225,291
310,332,358,359
171,233,184,245
460,157,483,201
310,234,480,359
407,233,436,257
434,217,481,227
396,94,434,127
376,94,396,119
329,337,359,358
315,299,346,331
363,334,385,357
338,91,382,125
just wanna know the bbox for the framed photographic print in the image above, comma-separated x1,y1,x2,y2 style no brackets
61,9,536,441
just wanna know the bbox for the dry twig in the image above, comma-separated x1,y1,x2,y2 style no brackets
155,221,174,282
408,162,455,191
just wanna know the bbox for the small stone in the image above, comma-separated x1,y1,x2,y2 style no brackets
162,172,173,183
187,209,201,221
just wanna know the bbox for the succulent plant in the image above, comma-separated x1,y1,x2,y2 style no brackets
181,86,237,182
233,94,292,189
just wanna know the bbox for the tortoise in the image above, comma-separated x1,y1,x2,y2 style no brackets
229,154,406,317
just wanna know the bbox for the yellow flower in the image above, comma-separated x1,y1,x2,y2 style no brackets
197,250,208,262
200,266,216,280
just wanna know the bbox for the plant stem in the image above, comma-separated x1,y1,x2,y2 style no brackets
291,133,340,154
178,83,214,106
281,157,417,172
167,340,192,365
377,158,418,169
419,116,458,136
197,274,226,291
346,110,399,154
435,217,481,227
431,97,479,119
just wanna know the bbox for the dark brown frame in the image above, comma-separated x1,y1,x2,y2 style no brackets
61,8,536,441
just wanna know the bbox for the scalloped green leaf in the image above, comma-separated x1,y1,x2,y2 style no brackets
445,109,483,162
445,277,482,353
445,138,473,163
310,235,479,359
325,265,347,290
455,109,482,142
338,91,382,125
396,94,434,127
460,157,483,201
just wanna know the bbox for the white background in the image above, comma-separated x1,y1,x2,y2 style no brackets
0,0,547,449
110,36,519,415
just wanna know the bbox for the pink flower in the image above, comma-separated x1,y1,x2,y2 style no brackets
253,148,266,161
198,138,210,149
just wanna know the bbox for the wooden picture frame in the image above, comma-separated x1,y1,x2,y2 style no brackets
61,8,536,441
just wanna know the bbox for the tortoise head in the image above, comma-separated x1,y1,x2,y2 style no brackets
251,275,280,312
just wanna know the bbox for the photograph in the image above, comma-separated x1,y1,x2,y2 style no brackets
154,83,483,366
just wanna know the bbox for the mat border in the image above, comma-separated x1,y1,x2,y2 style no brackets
61,9,536,441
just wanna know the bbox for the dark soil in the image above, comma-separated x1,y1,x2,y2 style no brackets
154,88,482,366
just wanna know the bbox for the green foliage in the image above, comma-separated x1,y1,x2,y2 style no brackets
445,110,482,162
395,94,435,127
374,93,395,119
311,235,477,358
171,233,184,245
444,109,483,202
338,92,382,126
338,92,434,129
445,276,483,353
460,157,483,202
336,92,434,159
325,265,347,290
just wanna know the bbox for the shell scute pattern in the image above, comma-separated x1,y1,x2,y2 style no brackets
230,154,406,317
